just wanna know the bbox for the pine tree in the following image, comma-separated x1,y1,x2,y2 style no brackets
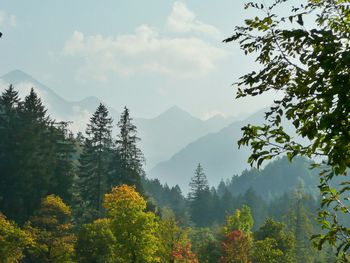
48,122,76,203
188,163,209,200
109,106,144,193
0,87,76,223
0,85,21,220
78,103,113,220
285,190,316,263
188,163,212,226
15,88,52,222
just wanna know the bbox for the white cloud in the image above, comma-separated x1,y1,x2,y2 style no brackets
63,25,226,81
166,2,219,37
202,109,226,120
0,10,16,28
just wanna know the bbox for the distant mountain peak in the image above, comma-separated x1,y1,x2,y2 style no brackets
158,105,200,121
2,69,35,83
165,105,187,113
205,114,226,122
77,96,101,104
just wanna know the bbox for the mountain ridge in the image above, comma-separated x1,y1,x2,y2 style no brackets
0,70,238,171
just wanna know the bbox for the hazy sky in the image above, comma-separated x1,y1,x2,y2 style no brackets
0,0,278,119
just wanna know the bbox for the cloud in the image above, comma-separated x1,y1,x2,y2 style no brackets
62,2,226,81
202,109,226,120
63,25,226,81
0,10,16,28
166,2,219,37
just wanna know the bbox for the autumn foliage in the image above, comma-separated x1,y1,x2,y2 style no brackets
172,242,199,263
103,184,146,215
220,230,252,263
103,184,160,263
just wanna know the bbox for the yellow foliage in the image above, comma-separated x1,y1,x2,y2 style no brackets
25,195,76,263
103,184,146,215
0,213,33,263
103,185,160,263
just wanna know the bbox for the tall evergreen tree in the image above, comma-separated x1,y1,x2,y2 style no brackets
285,190,316,263
188,163,212,226
16,88,52,222
188,163,209,200
109,106,144,193
78,103,113,220
0,87,75,223
0,85,21,220
48,122,76,203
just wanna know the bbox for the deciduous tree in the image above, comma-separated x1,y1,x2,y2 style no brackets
103,185,160,263
224,0,350,257
0,213,32,262
25,195,75,263
76,218,117,263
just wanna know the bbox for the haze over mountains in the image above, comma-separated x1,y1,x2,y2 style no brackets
149,109,267,191
0,70,119,133
0,70,256,188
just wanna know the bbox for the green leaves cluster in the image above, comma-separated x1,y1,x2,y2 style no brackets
225,0,350,258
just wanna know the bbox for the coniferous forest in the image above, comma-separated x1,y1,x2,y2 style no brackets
0,85,339,262
1,0,350,262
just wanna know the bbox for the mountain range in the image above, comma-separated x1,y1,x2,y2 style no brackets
149,109,268,191
0,70,246,177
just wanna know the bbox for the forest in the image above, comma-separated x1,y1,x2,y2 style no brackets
1,0,350,262
0,86,339,262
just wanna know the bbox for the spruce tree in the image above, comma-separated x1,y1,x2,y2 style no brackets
16,88,52,222
109,106,144,193
188,163,212,226
188,163,209,200
285,190,316,263
78,103,113,220
0,87,75,223
48,122,76,203
0,85,21,220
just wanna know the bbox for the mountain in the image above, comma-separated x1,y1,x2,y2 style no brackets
149,109,270,192
0,70,234,170
221,156,320,201
0,70,120,133
135,106,234,169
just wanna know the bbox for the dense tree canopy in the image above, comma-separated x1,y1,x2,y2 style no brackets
103,185,160,263
224,0,350,257
78,103,113,220
0,87,75,223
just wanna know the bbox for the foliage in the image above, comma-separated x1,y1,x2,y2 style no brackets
24,195,76,263
0,213,32,263
76,218,117,263
111,106,145,193
224,0,350,257
188,164,213,226
190,227,222,263
188,163,209,199
77,103,113,221
142,178,187,221
103,185,160,263
252,238,284,263
254,218,296,263
223,205,254,234
157,208,189,262
285,190,316,262
0,87,75,223
172,242,199,263
220,230,252,263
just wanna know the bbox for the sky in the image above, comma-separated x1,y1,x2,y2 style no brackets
0,0,279,119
